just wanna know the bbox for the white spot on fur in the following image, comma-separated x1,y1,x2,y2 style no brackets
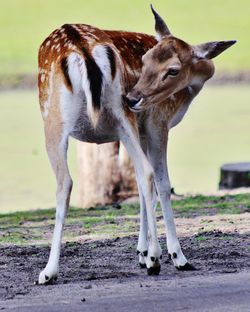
41,74,45,83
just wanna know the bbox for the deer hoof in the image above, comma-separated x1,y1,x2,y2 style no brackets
147,264,161,276
176,262,196,271
139,263,147,269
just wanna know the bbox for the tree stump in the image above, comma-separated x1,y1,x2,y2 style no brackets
77,141,138,208
219,162,250,189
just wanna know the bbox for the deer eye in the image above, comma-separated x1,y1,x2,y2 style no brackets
168,68,180,77
162,68,180,81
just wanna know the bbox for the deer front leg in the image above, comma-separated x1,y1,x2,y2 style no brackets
119,123,162,275
147,132,194,270
38,130,72,284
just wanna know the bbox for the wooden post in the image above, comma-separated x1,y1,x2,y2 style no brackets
219,162,250,189
77,141,138,208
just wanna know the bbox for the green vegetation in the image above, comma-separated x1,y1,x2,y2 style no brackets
0,193,249,245
1,86,250,212
0,0,249,75
172,193,250,217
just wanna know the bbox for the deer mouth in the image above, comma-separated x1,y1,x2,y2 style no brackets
128,98,144,112
123,95,145,112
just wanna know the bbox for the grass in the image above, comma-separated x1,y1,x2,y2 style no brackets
172,193,250,217
0,0,249,75
1,85,250,212
0,193,249,245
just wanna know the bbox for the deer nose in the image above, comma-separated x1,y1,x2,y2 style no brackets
124,95,143,109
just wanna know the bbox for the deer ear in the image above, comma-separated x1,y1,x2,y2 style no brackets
150,4,171,41
193,40,236,59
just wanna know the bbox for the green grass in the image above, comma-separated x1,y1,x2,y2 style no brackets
1,85,250,212
172,193,250,217
0,203,140,244
0,0,249,75
0,193,249,245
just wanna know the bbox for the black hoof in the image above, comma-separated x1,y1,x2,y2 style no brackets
139,263,147,269
137,250,148,257
176,263,197,271
45,275,58,285
147,265,161,276
169,252,177,260
34,275,58,286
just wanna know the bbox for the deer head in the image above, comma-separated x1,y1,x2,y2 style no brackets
126,5,236,112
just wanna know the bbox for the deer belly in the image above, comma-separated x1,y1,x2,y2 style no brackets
70,113,119,144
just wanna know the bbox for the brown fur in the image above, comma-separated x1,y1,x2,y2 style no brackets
38,25,157,112
127,35,215,122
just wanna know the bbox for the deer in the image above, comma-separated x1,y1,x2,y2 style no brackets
37,5,236,284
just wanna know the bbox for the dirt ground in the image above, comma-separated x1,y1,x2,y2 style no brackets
0,211,249,311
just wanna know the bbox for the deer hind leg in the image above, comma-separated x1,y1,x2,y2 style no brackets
38,123,72,284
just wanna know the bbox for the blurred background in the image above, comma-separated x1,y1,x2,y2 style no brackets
0,0,250,213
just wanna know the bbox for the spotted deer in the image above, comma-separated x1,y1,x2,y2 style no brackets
37,5,236,284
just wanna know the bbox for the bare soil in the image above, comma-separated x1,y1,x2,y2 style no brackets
0,218,249,306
